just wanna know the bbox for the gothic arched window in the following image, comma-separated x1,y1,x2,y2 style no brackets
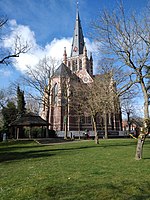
72,60,78,72
75,59,78,71
53,83,58,104
79,59,82,70
72,60,75,71
68,61,70,69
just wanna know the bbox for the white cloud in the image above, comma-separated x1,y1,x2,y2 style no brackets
45,38,72,59
4,20,36,49
3,20,98,73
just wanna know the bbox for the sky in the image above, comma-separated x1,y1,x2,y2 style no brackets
0,0,149,92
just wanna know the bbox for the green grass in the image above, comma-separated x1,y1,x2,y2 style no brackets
0,139,150,200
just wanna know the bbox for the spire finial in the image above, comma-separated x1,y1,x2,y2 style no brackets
63,47,67,65
76,1,79,13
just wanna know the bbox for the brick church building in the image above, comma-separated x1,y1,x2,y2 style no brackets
41,6,122,137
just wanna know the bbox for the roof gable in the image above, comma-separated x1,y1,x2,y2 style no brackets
53,63,72,77
10,112,48,127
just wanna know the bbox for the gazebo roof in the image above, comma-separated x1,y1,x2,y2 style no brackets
10,112,48,127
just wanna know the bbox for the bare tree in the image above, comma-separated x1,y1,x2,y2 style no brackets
121,92,139,133
0,89,8,109
0,18,30,65
92,2,150,159
0,88,17,109
71,81,90,139
25,97,40,114
21,57,59,126
72,73,119,144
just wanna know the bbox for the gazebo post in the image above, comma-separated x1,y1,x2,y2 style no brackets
17,127,19,140
41,126,43,138
15,127,17,138
46,127,49,138
29,126,31,139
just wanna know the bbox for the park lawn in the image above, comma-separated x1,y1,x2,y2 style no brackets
0,139,150,200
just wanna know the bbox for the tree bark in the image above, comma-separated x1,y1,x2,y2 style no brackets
92,115,99,144
135,133,146,160
104,112,108,139
78,116,81,140
135,79,149,159
140,79,149,119
46,107,50,138
64,115,68,140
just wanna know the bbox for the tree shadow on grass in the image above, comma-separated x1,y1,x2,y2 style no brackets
0,143,135,163
0,139,149,163
0,150,55,163
0,144,44,152
0,145,100,163
42,179,150,200
100,180,150,200
0,139,137,149
143,157,150,160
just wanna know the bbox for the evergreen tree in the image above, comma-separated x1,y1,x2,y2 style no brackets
17,85,26,115
2,101,17,134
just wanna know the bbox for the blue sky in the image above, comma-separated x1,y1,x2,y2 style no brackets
0,0,149,89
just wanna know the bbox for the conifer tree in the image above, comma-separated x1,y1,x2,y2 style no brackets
2,101,17,134
17,86,26,115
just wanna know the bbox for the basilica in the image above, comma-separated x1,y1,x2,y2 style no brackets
41,7,122,137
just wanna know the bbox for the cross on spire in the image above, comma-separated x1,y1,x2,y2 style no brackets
76,1,79,11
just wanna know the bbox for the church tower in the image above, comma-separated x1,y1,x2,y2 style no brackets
65,3,93,80
70,4,84,57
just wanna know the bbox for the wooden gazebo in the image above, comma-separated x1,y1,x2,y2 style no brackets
10,112,48,139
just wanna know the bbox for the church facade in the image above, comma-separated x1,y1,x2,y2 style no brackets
41,7,122,137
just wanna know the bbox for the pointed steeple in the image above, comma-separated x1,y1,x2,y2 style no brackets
70,3,85,57
63,47,67,65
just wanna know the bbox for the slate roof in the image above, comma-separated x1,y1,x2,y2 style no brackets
53,63,72,77
53,63,79,80
10,112,48,127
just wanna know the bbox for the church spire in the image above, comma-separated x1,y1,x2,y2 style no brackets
70,2,85,57
63,47,67,65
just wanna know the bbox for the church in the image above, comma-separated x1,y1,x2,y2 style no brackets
41,6,122,137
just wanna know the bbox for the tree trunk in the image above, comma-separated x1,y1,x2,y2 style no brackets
140,80,149,119
78,116,81,140
135,79,149,159
64,115,68,139
135,133,146,160
64,123,67,139
46,104,50,138
127,112,131,133
104,112,108,139
92,115,99,144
